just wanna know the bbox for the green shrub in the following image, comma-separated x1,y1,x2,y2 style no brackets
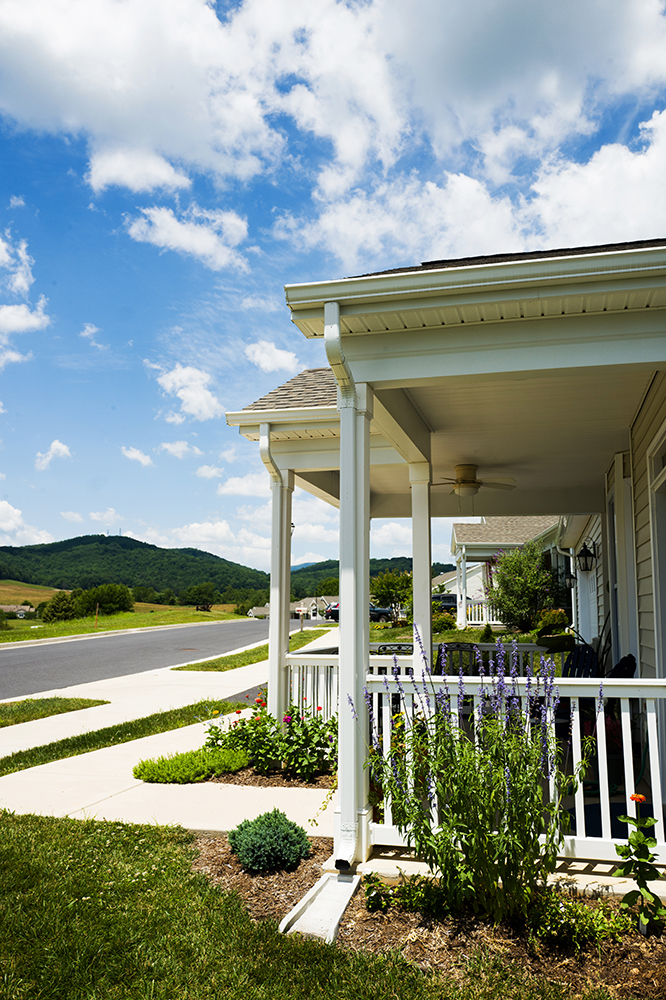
133,747,248,784
42,591,77,622
536,608,570,634
478,622,494,643
206,699,337,781
528,889,632,952
228,808,311,872
432,611,457,633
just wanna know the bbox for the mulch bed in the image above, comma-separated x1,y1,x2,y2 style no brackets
192,833,666,999
208,767,335,789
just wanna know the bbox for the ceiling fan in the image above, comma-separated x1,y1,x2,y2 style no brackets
436,464,516,497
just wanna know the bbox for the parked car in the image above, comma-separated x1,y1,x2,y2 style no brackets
324,603,393,622
432,593,456,612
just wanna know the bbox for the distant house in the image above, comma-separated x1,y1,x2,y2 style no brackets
0,604,31,618
449,516,565,628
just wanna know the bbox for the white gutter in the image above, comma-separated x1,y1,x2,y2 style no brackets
259,422,281,483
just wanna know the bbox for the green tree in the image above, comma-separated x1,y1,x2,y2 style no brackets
178,582,219,606
42,591,77,622
315,577,339,596
489,540,552,632
74,584,134,616
370,570,412,623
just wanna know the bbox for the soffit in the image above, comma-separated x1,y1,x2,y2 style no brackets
285,245,666,339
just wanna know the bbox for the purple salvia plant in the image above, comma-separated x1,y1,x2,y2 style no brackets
457,661,466,721
347,693,358,722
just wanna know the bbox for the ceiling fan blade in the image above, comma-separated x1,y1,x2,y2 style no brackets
480,481,516,491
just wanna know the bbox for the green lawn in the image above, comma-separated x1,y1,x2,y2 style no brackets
0,812,618,1000
174,627,331,671
0,697,109,728
0,606,245,644
0,699,244,777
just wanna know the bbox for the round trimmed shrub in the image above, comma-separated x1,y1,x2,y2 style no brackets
228,808,311,872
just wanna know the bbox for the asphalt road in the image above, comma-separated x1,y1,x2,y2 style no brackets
0,619,276,700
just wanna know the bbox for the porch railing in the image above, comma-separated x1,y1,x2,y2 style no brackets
285,647,666,863
365,667,666,863
465,601,503,626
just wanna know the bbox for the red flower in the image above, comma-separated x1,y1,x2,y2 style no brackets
317,706,322,711
631,793,647,803
235,709,242,715
255,697,262,704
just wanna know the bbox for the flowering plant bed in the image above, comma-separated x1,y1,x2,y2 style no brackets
191,834,666,999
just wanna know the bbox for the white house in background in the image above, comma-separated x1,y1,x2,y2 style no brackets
227,238,666,867
449,515,566,628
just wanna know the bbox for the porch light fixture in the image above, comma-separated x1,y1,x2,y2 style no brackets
564,570,576,589
576,541,596,573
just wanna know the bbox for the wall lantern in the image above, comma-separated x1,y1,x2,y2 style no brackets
576,541,596,573
291,522,295,536
564,570,577,589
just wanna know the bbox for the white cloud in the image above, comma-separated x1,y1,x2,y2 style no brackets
219,447,237,462
277,171,526,271
195,464,224,478
127,204,248,271
35,439,72,471
8,195,24,208
90,507,123,525
156,363,224,421
217,471,270,497
165,411,186,425
79,322,108,350
0,500,52,545
370,520,412,556
241,294,281,312
127,518,274,569
0,472,5,481
0,402,5,414
158,440,203,459
121,445,154,467
60,510,83,523
88,148,191,193
244,340,300,374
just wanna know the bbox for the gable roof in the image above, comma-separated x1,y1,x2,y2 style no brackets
244,368,337,411
453,516,558,546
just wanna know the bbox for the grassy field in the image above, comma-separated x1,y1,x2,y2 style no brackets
0,813,618,1000
0,604,245,644
0,697,109,727
0,699,244,777
0,579,61,606
174,627,332,671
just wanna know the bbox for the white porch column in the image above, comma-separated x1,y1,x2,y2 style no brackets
457,548,467,628
260,422,293,722
410,463,432,668
614,453,639,659
324,300,373,868
337,383,373,867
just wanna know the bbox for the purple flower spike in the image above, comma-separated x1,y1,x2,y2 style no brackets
347,694,358,722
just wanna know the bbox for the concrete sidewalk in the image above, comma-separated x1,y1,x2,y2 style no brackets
0,627,338,836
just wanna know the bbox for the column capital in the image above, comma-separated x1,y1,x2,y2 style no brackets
409,462,431,485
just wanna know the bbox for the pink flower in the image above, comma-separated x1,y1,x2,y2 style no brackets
283,715,292,723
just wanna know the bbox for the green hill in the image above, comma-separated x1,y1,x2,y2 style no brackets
0,535,269,593
290,557,454,597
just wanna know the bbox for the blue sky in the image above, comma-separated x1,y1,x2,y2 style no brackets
1,0,666,572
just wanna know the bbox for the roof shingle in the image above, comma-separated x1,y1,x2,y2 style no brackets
453,516,558,546
244,368,337,411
